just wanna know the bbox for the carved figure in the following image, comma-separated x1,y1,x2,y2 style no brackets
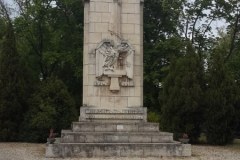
103,46,119,71
95,39,134,91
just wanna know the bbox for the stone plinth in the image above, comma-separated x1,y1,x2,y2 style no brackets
79,107,147,122
46,121,191,158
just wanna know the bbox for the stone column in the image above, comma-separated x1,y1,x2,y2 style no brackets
81,0,145,122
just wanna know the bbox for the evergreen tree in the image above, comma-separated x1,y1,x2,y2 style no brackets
161,44,203,142
20,77,77,142
204,51,238,145
0,21,27,141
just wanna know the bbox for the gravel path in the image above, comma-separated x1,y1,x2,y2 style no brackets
0,143,240,160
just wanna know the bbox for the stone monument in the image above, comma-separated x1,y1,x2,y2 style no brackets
46,0,191,157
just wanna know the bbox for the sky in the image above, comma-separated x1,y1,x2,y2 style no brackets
2,0,227,36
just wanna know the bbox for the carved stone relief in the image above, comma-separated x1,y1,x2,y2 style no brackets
95,39,134,92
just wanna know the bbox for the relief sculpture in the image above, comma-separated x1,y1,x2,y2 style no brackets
95,39,134,92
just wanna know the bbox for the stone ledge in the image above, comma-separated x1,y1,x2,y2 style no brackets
72,121,159,132
46,143,191,158
60,131,174,143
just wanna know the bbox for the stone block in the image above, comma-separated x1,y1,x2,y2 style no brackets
89,2,95,11
94,23,109,33
89,23,95,32
88,53,95,64
151,135,173,143
88,96,101,108
45,144,61,158
88,86,94,96
115,97,128,108
121,24,135,34
89,33,102,43
120,146,144,157
122,3,137,14
104,135,129,143
94,124,116,132
46,143,191,158
88,75,96,85
85,134,104,143
120,87,129,97
128,34,141,45
122,0,140,4
95,2,109,12
88,43,97,53
129,87,135,96
101,13,111,22
62,134,74,143
129,135,151,143
74,134,86,143
88,64,96,75
127,14,140,24
134,65,142,76
72,123,95,132
138,123,159,132
100,97,115,108
135,24,141,34
121,14,128,24
134,86,142,97
128,97,142,107
89,12,102,23
119,124,138,132
134,76,142,86
134,55,142,65
102,32,112,40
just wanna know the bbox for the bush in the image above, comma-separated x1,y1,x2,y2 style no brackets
147,111,160,123
204,52,238,145
161,44,204,143
20,77,77,142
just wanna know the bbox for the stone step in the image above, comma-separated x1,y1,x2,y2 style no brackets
72,122,159,132
46,143,191,158
60,130,173,143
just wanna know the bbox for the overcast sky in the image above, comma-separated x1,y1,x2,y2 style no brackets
2,0,227,36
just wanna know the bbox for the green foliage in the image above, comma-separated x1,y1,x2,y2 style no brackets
20,77,77,142
0,22,28,141
204,51,238,145
147,111,160,123
161,44,204,143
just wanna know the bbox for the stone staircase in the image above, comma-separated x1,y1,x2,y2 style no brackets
46,122,191,158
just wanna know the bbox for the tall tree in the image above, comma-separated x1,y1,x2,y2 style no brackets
14,0,84,107
161,43,204,142
204,46,239,145
143,0,185,111
0,0,28,141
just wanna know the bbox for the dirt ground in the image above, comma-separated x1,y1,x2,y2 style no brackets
0,143,240,160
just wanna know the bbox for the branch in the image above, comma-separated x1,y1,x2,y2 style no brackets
0,0,11,23
225,12,240,62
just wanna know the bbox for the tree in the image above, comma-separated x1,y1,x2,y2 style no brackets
143,0,185,112
20,77,77,142
161,44,204,143
0,0,28,141
204,48,238,145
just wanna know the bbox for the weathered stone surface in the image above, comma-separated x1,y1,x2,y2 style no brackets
72,122,158,132
46,143,191,158
61,130,173,143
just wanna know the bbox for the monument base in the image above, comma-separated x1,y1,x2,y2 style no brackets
46,107,191,158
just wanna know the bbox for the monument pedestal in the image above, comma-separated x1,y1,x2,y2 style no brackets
46,107,191,158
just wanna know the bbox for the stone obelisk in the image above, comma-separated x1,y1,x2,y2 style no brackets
80,0,146,122
46,0,191,157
